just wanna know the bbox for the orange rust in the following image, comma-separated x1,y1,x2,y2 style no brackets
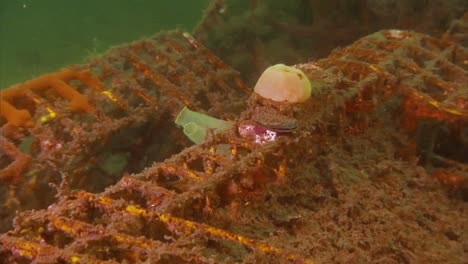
47,216,157,250
134,89,158,108
125,204,314,263
162,37,187,54
2,237,46,259
0,31,257,262
39,190,314,262
320,29,466,133
275,158,288,184
159,164,202,181
0,28,466,263
432,170,467,188
181,33,251,95
2,236,110,263
126,54,195,108
345,99,375,114
401,89,467,132
181,32,228,71
234,76,251,94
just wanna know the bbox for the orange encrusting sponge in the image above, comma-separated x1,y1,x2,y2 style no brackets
0,68,103,127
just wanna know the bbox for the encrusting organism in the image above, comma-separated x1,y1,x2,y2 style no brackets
253,64,312,103
0,31,249,234
0,16,467,263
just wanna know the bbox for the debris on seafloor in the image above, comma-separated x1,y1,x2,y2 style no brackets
0,31,249,233
0,10,467,261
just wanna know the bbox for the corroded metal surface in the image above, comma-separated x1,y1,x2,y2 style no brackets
0,31,248,233
0,24,467,263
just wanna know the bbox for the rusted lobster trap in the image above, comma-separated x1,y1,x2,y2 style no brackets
0,16,467,264
0,31,249,232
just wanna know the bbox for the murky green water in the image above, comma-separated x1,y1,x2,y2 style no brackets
0,0,209,89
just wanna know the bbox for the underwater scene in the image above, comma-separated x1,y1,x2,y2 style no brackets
0,1,467,263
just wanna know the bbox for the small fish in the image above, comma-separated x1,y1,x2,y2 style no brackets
256,121,297,133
